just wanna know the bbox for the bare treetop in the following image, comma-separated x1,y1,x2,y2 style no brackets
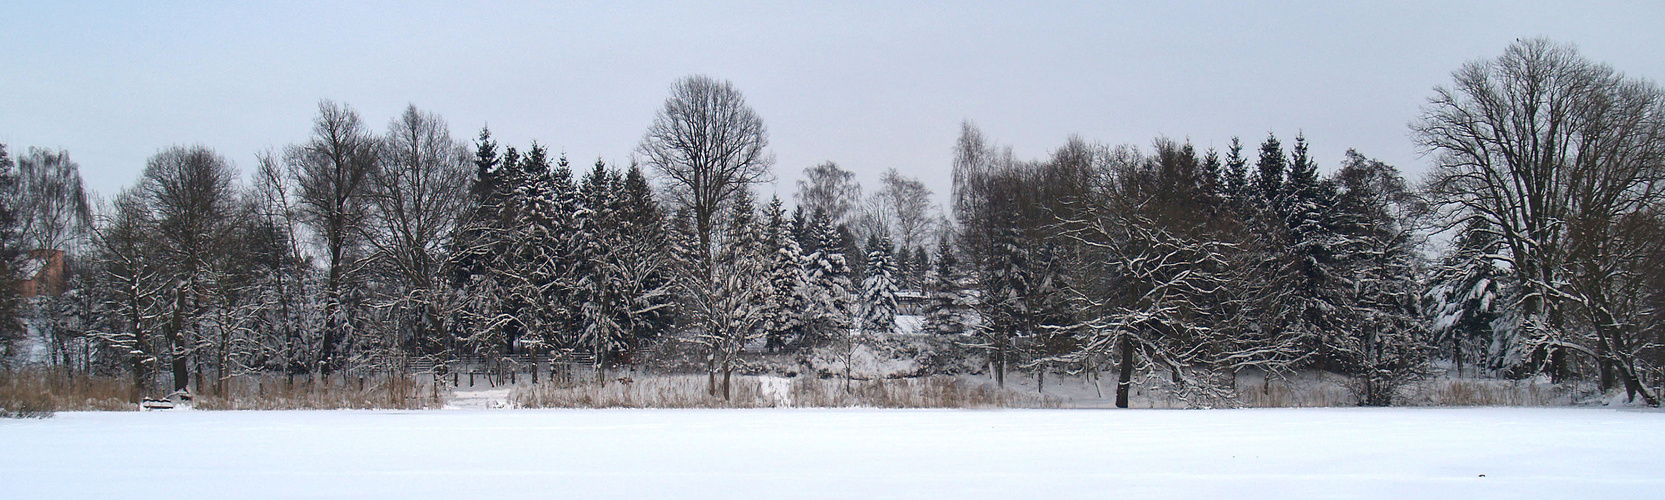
638,75,773,258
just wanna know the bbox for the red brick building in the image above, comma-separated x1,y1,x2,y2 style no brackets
18,249,66,298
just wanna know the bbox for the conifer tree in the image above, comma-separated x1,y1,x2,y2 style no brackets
617,164,673,351
859,233,898,334
575,159,630,379
761,196,806,351
0,144,22,358
1425,218,1506,376
919,246,932,293
1223,137,1249,209
1253,133,1286,208
801,214,853,347
922,237,967,335
894,245,914,293
1327,150,1427,404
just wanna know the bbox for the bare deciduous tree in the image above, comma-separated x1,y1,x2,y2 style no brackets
638,75,773,266
370,105,471,355
875,168,934,252
141,145,239,392
287,100,381,370
87,188,164,400
1415,38,1665,405
14,148,92,253
796,161,860,227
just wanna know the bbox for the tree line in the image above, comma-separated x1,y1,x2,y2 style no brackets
0,38,1660,406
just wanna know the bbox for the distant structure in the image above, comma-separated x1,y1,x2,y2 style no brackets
18,249,66,298
896,290,928,316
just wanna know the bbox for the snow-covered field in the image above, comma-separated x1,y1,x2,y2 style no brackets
3,408,1660,499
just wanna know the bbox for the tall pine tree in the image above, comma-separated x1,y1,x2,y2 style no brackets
859,233,898,334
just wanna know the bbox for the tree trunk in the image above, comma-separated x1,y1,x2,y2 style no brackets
1115,335,1134,409
1036,364,1044,393
167,335,189,392
1452,336,1463,379
707,359,718,397
722,368,732,401
993,342,1006,388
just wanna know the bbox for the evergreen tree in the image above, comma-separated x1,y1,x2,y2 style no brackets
838,223,865,286
618,164,673,351
698,188,768,397
790,205,815,256
575,159,631,377
977,225,1029,387
1327,150,1427,404
801,214,853,347
894,245,914,293
1223,137,1249,209
911,247,929,294
1253,133,1286,208
922,236,967,335
761,196,806,351
1286,134,1318,199
1200,147,1223,209
859,233,898,334
0,144,22,359
1425,218,1507,376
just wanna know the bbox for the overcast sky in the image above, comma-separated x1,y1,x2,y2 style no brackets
4,1,1663,209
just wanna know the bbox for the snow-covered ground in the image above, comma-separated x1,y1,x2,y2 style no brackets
3,408,1660,499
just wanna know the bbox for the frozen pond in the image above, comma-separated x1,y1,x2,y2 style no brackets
3,407,1660,499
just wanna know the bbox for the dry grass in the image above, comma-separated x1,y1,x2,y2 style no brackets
1402,378,1588,406
1232,373,1355,408
0,368,135,417
511,374,1061,409
1231,373,1593,408
194,373,439,410
512,374,770,408
789,376,1061,408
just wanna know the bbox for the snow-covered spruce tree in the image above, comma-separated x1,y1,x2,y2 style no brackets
473,144,580,356
800,213,854,350
1424,218,1507,377
894,245,914,293
616,164,674,359
447,130,518,358
1274,134,1355,371
760,196,806,352
952,128,1094,389
975,225,1028,388
922,236,968,336
574,159,632,381
1221,137,1250,210
912,248,939,295
521,152,584,354
859,233,898,335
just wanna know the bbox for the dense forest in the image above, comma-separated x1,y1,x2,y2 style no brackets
2,38,1661,408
